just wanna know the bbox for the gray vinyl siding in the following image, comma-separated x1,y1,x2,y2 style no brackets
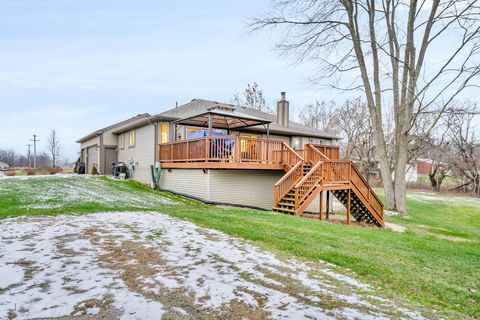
159,169,209,200
159,169,279,209
80,136,99,150
159,168,329,212
208,170,283,209
117,124,155,183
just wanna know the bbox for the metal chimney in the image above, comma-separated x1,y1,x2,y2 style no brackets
276,92,289,127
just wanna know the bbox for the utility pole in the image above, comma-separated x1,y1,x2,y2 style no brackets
29,135,40,168
26,144,32,168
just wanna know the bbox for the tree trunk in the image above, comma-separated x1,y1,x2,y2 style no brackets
429,173,438,191
369,139,396,209
393,137,408,213
435,173,446,192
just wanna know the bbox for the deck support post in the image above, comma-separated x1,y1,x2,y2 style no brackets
347,189,351,225
319,191,323,221
208,114,213,136
326,191,330,220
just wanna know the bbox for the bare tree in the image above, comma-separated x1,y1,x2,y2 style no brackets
424,134,451,192
0,149,17,166
47,130,62,168
300,98,378,182
252,0,480,212
299,99,340,133
446,103,480,194
36,152,52,168
233,82,273,113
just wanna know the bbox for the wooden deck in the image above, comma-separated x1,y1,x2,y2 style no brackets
158,136,302,170
158,137,383,227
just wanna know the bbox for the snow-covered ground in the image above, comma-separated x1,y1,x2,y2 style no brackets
0,175,174,210
0,212,423,319
407,191,480,207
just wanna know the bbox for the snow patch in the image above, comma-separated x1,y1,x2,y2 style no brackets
0,265,24,289
0,212,423,319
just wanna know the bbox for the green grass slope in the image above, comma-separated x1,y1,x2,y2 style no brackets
0,176,478,318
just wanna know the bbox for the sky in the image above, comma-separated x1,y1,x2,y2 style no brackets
0,0,346,161
1,1,478,161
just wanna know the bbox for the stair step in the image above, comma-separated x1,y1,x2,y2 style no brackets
278,202,295,207
272,207,295,214
276,159,384,227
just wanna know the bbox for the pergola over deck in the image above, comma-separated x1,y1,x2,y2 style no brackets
159,105,301,170
173,105,272,136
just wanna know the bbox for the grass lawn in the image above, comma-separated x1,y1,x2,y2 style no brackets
0,176,479,319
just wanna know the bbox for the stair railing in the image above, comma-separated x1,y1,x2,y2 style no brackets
294,161,324,209
349,163,384,218
273,161,303,205
273,143,304,206
307,144,330,164
281,143,303,169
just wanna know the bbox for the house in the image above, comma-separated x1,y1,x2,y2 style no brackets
405,158,447,183
78,92,384,227
0,161,9,170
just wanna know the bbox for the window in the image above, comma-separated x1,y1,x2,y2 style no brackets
120,134,125,150
292,137,301,150
240,134,258,153
186,127,201,136
161,123,169,143
129,130,136,148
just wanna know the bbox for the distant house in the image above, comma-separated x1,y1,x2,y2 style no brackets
77,92,385,227
406,158,447,182
0,161,9,170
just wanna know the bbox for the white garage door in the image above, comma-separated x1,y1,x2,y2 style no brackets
87,146,99,174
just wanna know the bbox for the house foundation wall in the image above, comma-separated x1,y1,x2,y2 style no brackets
159,168,327,212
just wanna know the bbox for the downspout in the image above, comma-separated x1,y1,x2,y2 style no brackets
147,117,158,163
147,117,162,190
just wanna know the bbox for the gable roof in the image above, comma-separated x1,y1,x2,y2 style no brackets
76,113,151,143
77,98,340,144
159,99,340,140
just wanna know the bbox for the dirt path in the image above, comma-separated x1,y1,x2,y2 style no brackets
0,212,422,319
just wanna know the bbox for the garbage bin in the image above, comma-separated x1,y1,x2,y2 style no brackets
111,162,117,176
77,162,86,174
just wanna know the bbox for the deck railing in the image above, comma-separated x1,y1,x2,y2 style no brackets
321,160,351,183
310,144,340,160
159,136,292,165
350,163,384,218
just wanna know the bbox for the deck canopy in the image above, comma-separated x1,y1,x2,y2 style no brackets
173,105,272,135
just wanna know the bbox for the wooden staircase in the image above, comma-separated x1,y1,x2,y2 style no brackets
273,144,384,227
